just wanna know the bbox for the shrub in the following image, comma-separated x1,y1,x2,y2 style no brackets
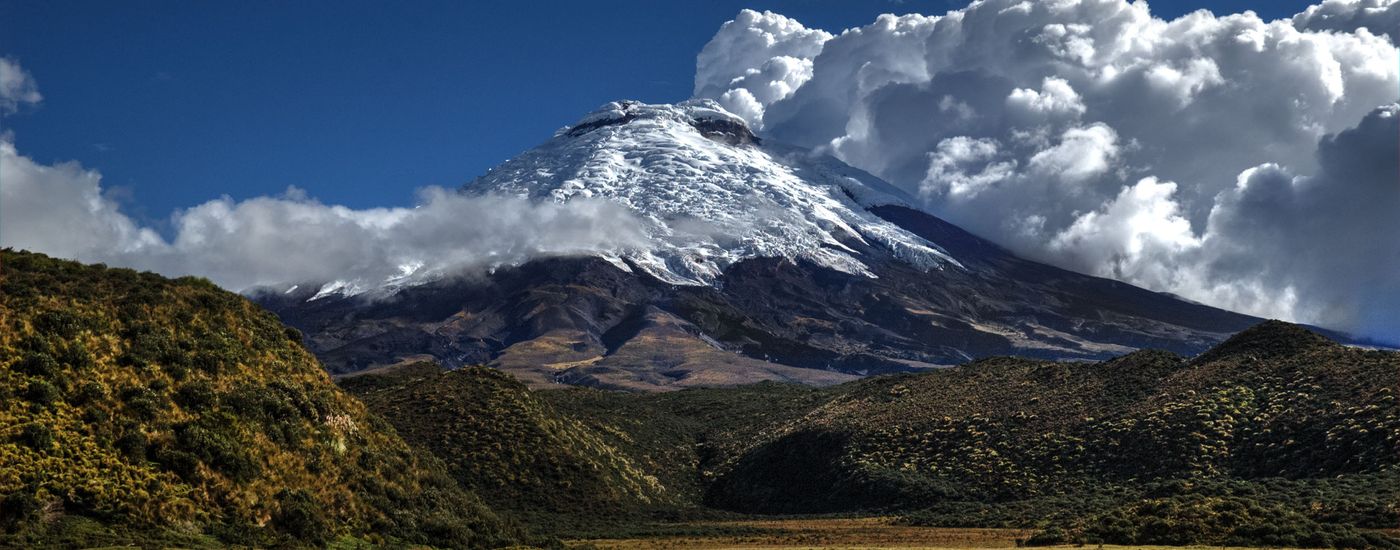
272,489,331,545
23,380,59,408
15,353,58,378
18,423,53,450
116,431,148,461
0,490,43,528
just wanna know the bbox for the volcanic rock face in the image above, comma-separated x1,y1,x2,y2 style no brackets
256,100,1265,390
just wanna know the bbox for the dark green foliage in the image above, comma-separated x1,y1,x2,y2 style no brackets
14,353,57,378
5,249,1396,548
114,431,147,461
21,380,57,408
18,423,52,450
272,489,331,545
174,413,260,482
0,490,42,529
705,429,857,513
173,380,216,409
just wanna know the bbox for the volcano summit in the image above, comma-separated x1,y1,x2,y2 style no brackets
257,100,1263,390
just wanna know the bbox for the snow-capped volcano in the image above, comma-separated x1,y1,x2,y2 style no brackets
464,99,959,284
259,100,1278,391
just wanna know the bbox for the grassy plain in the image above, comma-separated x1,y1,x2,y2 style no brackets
567,516,1331,550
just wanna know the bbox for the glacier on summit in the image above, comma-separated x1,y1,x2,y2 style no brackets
463,99,961,285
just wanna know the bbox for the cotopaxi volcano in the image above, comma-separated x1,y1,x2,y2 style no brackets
256,100,1272,390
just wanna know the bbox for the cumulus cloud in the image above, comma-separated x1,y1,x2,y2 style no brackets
1195,105,1400,340
694,9,831,129
1294,0,1400,41
697,1,1400,341
0,137,648,294
0,57,42,114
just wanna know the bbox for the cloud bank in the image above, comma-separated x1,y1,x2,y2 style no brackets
1,137,647,295
696,3,1400,342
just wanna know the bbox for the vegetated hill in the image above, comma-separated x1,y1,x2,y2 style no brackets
538,320,1400,548
342,362,832,537
0,250,535,548
339,363,689,533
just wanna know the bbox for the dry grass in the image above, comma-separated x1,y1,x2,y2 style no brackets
566,516,1325,549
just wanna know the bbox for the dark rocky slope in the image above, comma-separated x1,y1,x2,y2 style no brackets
260,203,1266,390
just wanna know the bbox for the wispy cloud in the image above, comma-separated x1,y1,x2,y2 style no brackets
0,57,42,114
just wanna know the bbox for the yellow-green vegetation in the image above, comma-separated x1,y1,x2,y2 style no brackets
542,322,1400,549
0,250,533,548
340,363,695,534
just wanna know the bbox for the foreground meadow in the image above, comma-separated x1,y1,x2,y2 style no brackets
567,517,1339,549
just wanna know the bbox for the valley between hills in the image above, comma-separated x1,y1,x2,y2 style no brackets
3,249,1397,549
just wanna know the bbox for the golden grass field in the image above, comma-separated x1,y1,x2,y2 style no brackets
565,516,1327,550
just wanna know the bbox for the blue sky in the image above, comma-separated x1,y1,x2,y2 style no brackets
4,0,1396,341
1,0,1318,231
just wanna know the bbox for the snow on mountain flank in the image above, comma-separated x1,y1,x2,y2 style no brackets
464,99,960,285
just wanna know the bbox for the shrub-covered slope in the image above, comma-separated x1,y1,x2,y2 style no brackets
342,362,841,536
340,363,681,531
0,250,527,548
544,321,1400,548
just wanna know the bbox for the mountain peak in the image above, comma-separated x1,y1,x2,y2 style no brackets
564,99,758,146
465,100,958,285
1195,320,1337,363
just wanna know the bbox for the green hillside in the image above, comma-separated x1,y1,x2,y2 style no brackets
341,364,831,537
540,322,1400,548
340,363,685,533
0,250,533,548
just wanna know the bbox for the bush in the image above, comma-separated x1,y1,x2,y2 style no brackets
174,417,259,482
174,381,217,409
18,423,53,450
23,380,59,408
15,353,58,378
0,490,43,529
115,431,148,461
272,489,331,545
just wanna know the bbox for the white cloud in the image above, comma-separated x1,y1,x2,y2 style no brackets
697,1,1400,341
0,57,42,114
1006,77,1087,122
1026,124,1119,185
0,140,164,258
1049,177,1200,290
923,136,1016,199
1,136,649,294
1293,0,1400,41
693,9,831,129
